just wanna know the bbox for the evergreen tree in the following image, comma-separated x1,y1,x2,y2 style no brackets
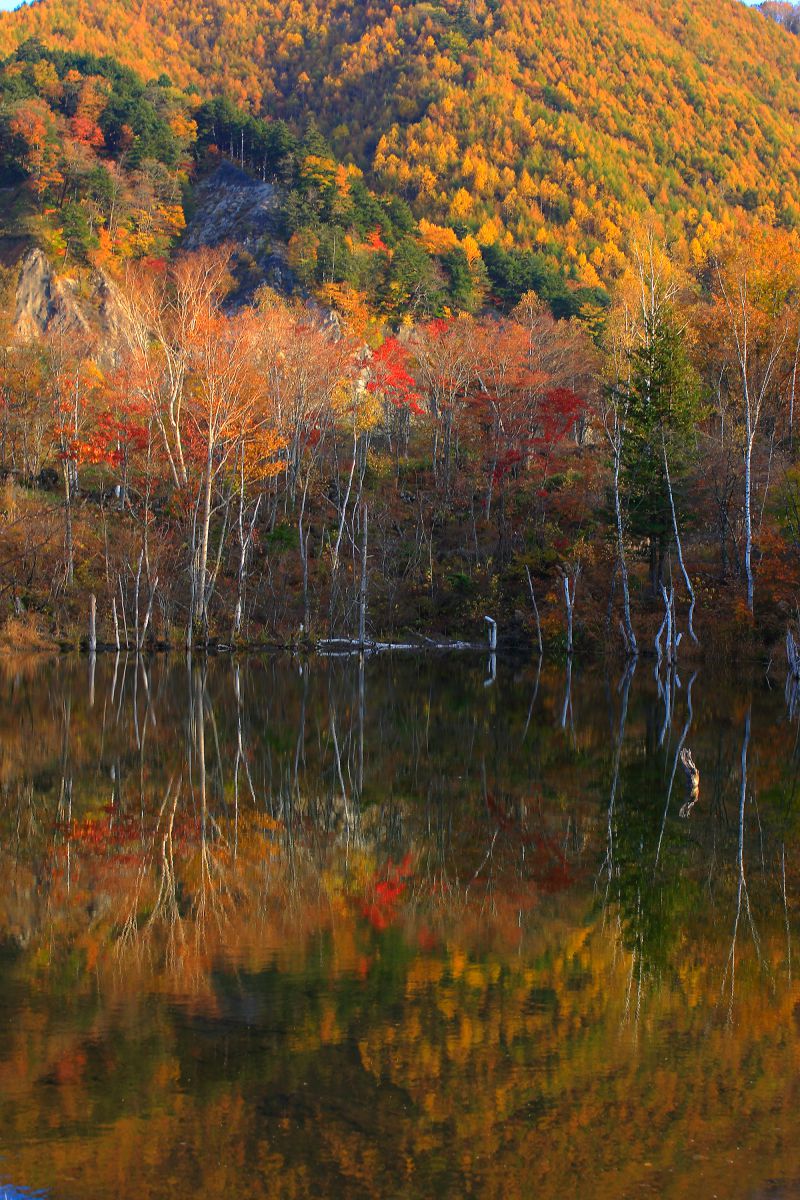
621,311,700,595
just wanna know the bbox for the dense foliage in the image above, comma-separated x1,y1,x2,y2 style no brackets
2,0,800,292
1,16,800,656
0,42,501,315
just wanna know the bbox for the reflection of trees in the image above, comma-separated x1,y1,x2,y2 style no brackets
0,654,795,1006
0,657,797,1198
599,674,786,1013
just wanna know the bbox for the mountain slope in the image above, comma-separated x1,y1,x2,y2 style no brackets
2,0,800,284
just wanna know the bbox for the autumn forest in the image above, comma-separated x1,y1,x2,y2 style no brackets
0,2,796,656
1,1,800,1197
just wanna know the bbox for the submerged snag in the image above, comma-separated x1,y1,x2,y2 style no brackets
678,747,700,818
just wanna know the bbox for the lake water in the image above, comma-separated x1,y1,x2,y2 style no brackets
0,651,797,1199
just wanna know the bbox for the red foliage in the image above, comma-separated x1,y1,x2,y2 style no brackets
365,227,388,252
368,337,424,415
536,387,585,447
69,114,105,148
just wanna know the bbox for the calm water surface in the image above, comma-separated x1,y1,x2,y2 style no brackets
0,652,798,1199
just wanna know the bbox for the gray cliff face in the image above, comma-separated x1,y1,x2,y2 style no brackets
9,163,299,346
183,161,282,250
14,247,91,342
13,247,129,351
183,162,297,303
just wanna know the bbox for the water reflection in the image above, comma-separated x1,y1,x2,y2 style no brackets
0,652,798,1199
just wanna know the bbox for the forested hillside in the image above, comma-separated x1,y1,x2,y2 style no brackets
0,42,515,320
1,9,800,660
2,0,800,290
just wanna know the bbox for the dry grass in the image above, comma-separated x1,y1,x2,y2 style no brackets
0,611,57,654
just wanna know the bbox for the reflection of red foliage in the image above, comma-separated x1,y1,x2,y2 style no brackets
486,794,574,894
57,807,202,867
360,853,413,931
417,924,438,952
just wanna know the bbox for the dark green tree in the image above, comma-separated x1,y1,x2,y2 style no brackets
621,310,701,596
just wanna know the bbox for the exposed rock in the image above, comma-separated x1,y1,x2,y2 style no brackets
13,247,91,342
10,163,307,346
94,269,126,345
183,161,297,304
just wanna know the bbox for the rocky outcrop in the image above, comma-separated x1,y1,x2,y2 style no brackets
13,247,92,342
12,246,127,352
183,161,297,303
10,163,300,345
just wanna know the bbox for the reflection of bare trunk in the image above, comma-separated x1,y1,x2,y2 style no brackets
654,672,698,867
232,661,257,861
561,656,573,732
723,709,756,1013
782,843,792,984
678,745,700,819
358,653,365,802
602,659,636,891
522,655,543,742
58,694,73,895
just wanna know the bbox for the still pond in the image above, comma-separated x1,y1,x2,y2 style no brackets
0,652,797,1199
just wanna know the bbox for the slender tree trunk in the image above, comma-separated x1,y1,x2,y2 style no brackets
358,505,368,647
62,459,74,586
88,594,97,654
662,434,698,643
196,449,215,633
525,566,543,657
298,474,311,634
613,429,637,656
744,427,754,615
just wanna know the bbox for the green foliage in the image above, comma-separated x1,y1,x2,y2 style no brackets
482,242,610,319
618,308,702,591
